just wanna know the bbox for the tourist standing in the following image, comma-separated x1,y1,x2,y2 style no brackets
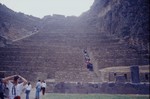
41,81,46,95
25,82,32,99
0,78,4,99
2,75,27,99
35,80,41,99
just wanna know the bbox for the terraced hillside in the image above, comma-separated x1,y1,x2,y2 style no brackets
0,20,149,82
0,32,85,81
0,0,149,84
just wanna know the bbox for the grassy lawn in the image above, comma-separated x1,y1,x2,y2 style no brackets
42,94,149,99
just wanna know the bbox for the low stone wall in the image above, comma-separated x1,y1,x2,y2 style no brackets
99,65,150,82
46,82,149,94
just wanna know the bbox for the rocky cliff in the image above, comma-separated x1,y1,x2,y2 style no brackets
81,0,150,55
0,3,40,46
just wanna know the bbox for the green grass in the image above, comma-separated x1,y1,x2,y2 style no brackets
42,94,149,99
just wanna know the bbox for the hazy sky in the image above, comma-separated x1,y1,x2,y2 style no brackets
0,0,94,18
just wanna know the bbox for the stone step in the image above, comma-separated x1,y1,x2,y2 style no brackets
0,45,83,53
0,50,83,57
0,47,21,51
15,32,116,38
6,44,81,51
93,54,139,59
0,67,86,80
0,66,85,74
55,70,100,83
13,39,121,47
97,59,149,69
89,45,130,50
0,60,84,67
0,66,45,72
89,53,140,60
0,57,84,64
92,52,139,59
0,51,82,55
0,46,135,53
0,54,85,65
14,35,120,43
12,34,121,43
0,71,48,81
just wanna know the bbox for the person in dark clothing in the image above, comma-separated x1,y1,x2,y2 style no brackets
41,80,46,95
87,63,93,71
0,78,4,99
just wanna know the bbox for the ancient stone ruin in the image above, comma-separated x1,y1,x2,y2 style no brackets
0,0,149,94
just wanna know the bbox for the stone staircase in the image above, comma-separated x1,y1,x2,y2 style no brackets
55,69,100,83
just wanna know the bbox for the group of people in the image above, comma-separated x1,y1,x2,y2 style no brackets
35,80,47,99
83,49,93,71
0,75,46,99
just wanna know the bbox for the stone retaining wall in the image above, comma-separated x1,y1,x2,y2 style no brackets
46,82,149,94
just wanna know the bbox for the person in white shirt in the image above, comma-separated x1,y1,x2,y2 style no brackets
35,80,41,99
41,80,46,95
25,82,32,99
3,75,27,99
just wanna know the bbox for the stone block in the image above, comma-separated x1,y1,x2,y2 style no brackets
130,66,140,83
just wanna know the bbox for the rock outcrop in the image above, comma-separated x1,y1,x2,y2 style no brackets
0,3,40,43
81,0,150,56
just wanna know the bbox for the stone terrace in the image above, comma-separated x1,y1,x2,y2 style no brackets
0,15,149,83
0,28,149,83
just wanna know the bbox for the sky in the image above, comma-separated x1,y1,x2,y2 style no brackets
0,0,94,18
